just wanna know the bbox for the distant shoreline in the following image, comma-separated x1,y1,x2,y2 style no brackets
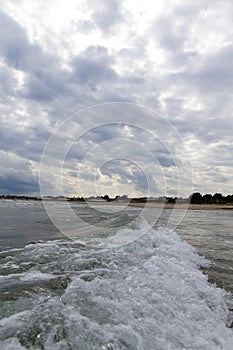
1,197,233,210
82,201,233,210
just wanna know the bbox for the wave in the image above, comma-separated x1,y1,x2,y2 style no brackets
0,219,232,349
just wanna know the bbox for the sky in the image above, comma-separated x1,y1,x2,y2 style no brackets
0,0,233,198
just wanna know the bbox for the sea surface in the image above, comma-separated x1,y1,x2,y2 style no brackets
0,199,233,349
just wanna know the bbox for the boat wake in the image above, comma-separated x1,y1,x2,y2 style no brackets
0,216,232,349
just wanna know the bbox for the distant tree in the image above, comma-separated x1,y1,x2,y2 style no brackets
166,196,177,204
130,197,147,203
114,195,128,201
225,195,233,203
202,193,213,204
121,195,128,200
212,193,223,204
190,192,203,204
221,196,227,204
101,194,111,202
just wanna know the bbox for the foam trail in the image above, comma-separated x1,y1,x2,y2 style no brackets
0,221,232,349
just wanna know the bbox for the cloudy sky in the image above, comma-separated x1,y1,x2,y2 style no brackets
0,0,233,197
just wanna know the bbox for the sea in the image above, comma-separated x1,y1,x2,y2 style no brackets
0,199,233,350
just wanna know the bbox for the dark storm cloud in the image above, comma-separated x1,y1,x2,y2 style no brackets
63,121,176,172
77,171,100,182
0,10,53,74
191,45,233,93
80,123,128,144
20,63,70,102
71,45,117,86
0,172,39,194
65,140,93,163
0,64,17,100
98,159,158,193
74,19,96,34
0,122,51,162
90,0,125,32
0,9,30,70
0,10,71,102
0,151,39,194
173,110,233,146
153,2,202,66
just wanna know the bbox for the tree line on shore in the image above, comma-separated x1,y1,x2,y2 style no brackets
69,193,233,205
190,192,233,204
0,195,41,200
1,193,233,205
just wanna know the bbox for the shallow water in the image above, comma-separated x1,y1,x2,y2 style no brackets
0,200,232,349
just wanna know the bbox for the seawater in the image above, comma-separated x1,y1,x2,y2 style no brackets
0,200,233,349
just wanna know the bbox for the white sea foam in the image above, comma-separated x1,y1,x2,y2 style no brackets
0,222,232,349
